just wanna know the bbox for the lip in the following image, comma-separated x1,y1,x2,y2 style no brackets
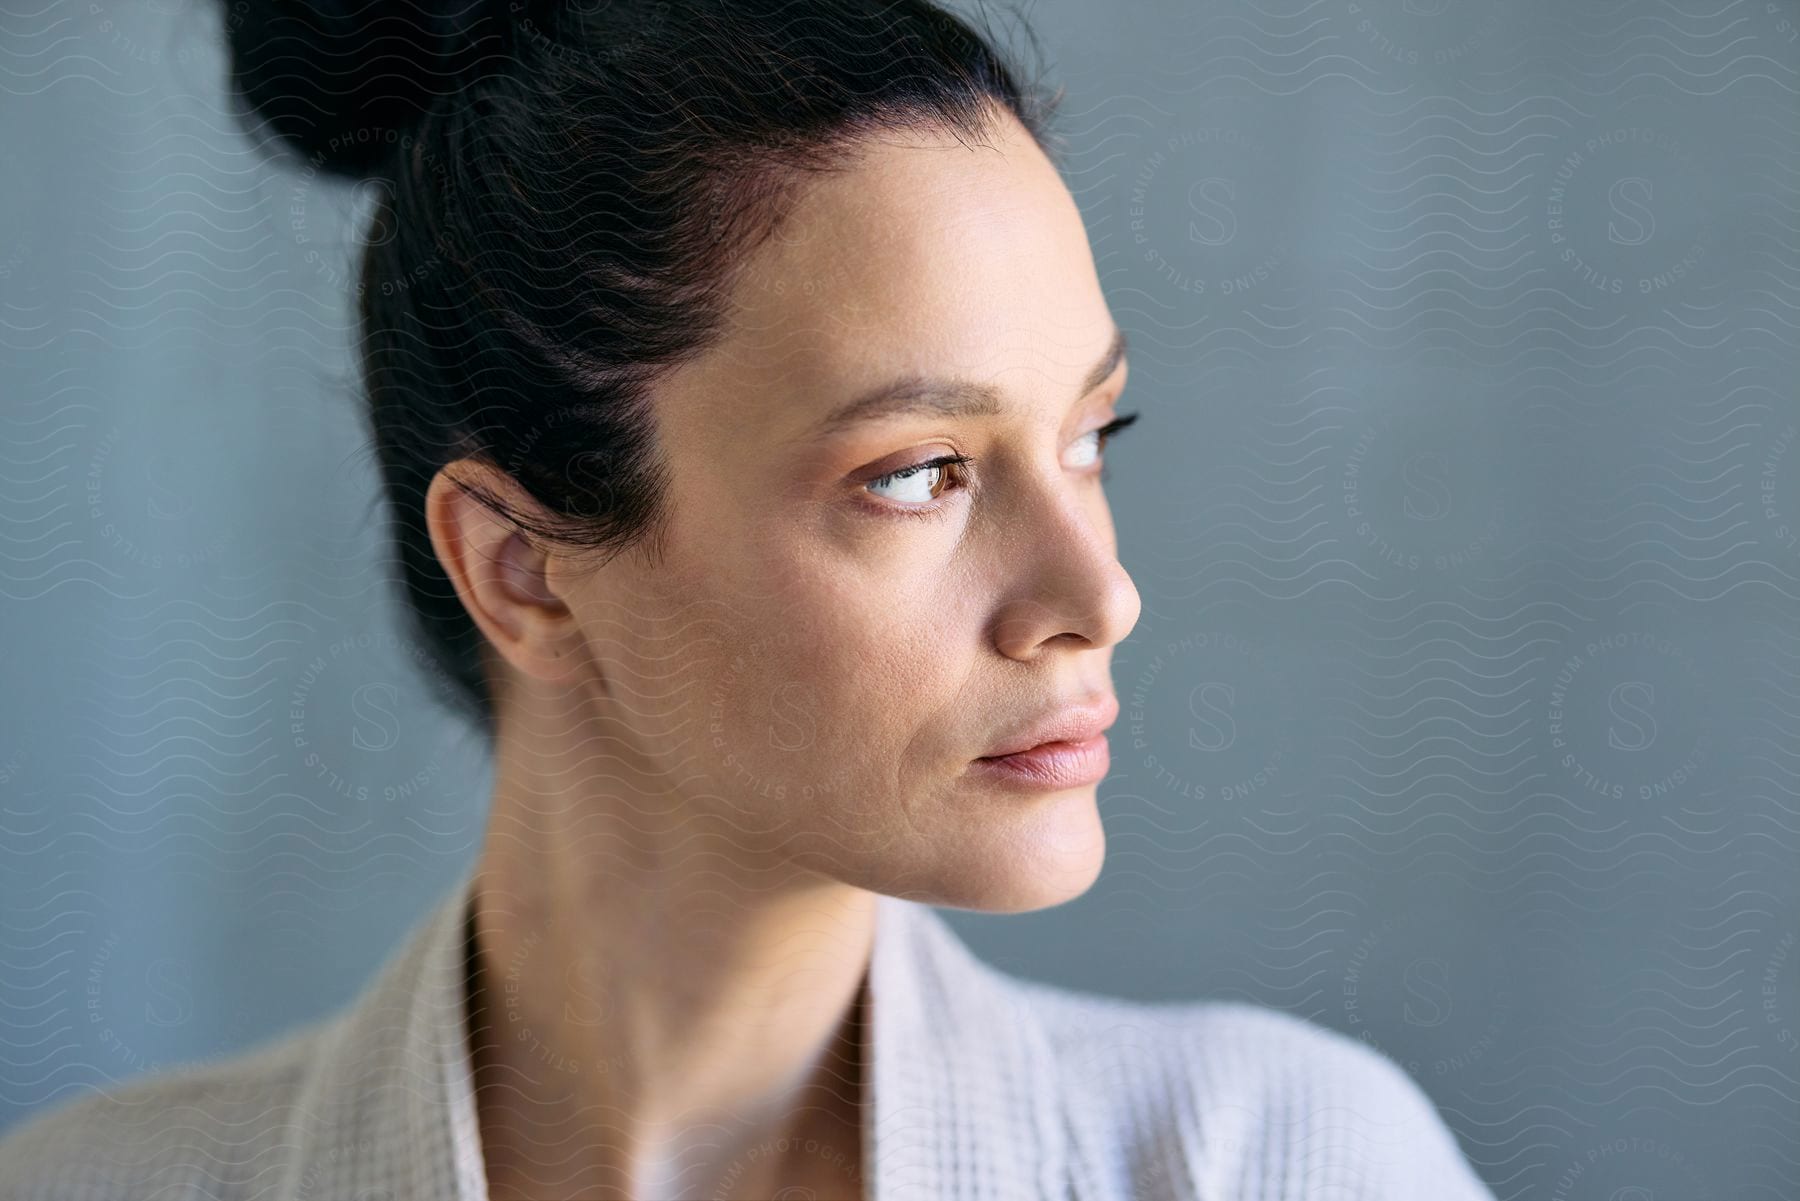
968,733,1112,790
977,694,1120,760
968,694,1119,790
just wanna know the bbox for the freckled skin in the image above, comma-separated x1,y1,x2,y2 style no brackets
424,104,1141,1201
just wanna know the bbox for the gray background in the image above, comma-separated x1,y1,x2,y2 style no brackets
3,0,1798,1196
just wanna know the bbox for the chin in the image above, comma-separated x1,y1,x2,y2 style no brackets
865,787,1109,914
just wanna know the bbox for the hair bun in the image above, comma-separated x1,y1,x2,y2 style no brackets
222,0,517,181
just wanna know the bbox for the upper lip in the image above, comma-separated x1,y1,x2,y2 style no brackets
978,693,1120,759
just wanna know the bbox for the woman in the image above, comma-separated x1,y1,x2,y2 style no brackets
0,0,1497,1198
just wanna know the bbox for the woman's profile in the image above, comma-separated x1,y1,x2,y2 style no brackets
0,0,1497,1197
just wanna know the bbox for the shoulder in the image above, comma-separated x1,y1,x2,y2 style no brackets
1011,981,1495,1200
0,1024,323,1201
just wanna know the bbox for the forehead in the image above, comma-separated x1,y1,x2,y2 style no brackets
671,114,1117,440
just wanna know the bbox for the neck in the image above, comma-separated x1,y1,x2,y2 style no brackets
460,697,875,1200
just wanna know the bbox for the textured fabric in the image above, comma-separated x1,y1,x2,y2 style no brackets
0,867,1497,1200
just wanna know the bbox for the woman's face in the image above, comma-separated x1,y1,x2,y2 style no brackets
549,110,1141,912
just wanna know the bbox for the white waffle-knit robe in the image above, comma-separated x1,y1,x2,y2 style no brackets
0,867,1497,1201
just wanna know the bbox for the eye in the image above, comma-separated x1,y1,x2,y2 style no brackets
864,453,975,511
1068,411,1141,471
859,411,1141,520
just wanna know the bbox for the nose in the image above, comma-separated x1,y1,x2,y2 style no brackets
989,482,1141,661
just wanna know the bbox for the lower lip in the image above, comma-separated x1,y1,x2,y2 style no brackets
969,734,1111,790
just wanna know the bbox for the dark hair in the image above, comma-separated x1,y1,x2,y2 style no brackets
220,0,1064,742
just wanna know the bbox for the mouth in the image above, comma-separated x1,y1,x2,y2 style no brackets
969,733,1112,790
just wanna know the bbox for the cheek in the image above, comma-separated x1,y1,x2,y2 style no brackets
705,580,976,790
608,483,987,786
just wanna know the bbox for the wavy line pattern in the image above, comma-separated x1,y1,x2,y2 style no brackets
2,0,1798,1197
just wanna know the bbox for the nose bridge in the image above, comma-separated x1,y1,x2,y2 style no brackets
989,467,1140,657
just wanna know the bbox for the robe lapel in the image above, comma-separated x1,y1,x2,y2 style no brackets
867,893,1071,1201
279,870,491,1201
293,877,1071,1201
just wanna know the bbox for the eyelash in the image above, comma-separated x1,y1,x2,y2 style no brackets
862,411,1142,522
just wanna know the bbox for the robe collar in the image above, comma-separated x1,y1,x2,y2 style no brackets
287,868,1073,1201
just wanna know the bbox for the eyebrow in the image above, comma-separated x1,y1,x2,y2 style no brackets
809,326,1129,440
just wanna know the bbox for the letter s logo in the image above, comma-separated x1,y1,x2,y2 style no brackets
349,682,402,753
767,681,818,753
1607,680,1658,752
564,957,611,1027
1188,682,1238,752
1187,178,1238,247
143,958,192,1028
1607,176,1655,246
1402,450,1454,522
1402,956,1454,1027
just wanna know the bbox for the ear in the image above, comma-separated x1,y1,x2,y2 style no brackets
424,460,584,686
